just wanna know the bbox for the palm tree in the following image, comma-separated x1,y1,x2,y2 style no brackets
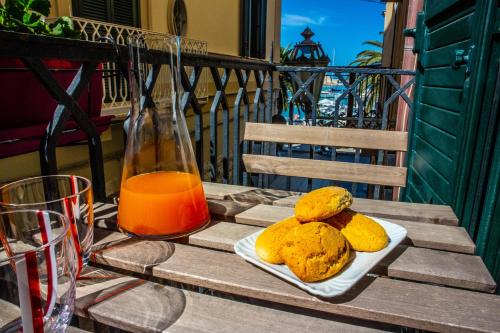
350,40,383,115
350,40,383,66
277,44,293,115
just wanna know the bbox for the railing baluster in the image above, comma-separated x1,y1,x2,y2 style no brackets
288,71,319,192
373,75,416,199
221,69,232,184
252,70,266,188
331,71,341,178
233,69,250,185
22,58,106,201
209,67,232,182
263,70,273,189
242,70,251,186
286,101,294,191
180,65,204,177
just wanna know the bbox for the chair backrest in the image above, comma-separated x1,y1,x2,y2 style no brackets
242,122,408,188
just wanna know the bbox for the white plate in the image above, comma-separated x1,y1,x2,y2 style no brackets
234,217,407,297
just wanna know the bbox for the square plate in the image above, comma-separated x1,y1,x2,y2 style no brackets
234,217,407,297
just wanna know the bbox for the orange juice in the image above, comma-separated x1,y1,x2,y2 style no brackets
118,171,210,237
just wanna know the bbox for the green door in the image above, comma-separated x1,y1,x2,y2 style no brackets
406,0,499,289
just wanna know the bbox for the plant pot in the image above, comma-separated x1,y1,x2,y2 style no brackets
0,58,113,158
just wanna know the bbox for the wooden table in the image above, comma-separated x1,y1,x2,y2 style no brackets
33,184,500,332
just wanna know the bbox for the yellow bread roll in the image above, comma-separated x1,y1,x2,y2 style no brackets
280,222,350,282
255,216,301,264
294,186,353,222
327,209,389,252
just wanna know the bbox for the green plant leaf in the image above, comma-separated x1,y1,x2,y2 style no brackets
23,11,40,25
26,0,51,17
49,16,81,38
4,0,25,19
1,0,79,38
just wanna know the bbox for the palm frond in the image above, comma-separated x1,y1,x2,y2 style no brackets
355,50,381,58
362,40,383,48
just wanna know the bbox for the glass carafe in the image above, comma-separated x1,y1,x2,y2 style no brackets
118,34,210,239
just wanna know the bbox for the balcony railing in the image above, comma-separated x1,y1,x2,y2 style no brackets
278,66,415,130
68,17,208,115
275,66,415,197
0,31,415,200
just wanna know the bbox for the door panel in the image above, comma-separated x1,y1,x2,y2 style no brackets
406,0,477,205
421,67,467,88
407,0,499,289
427,12,474,49
419,86,466,112
418,104,460,134
413,136,455,181
426,0,468,21
423,40,470,67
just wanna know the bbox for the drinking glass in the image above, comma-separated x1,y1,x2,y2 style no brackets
0,175,94,275
0,210,77,333
118,34,210,239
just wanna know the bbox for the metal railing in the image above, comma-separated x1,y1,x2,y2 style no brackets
179,53,274,185
70,17,208,114
0,31,415,200
278,66,415,129
275,66,415,197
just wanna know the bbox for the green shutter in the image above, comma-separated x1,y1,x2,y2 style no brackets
406,0,500,291
406,0,477,205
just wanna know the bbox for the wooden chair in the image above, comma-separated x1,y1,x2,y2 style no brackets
242,122,408,197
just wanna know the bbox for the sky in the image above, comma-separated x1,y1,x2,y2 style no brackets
281,0,386,66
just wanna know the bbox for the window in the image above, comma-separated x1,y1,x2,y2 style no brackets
72,0,141,27
167,0,188,36
241,0,267,59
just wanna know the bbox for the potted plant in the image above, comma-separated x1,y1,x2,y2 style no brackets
0,0,111,158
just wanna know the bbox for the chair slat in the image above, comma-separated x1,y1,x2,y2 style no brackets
243,122,408,151
242,154,407,187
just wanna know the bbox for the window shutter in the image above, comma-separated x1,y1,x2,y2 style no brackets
72,0,140,27
241,0,252,57
113,0,140,27
240,0,267,59
256,0,267,59
72,0,109,22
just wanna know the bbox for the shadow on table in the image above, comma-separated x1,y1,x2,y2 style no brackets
76,267,187,332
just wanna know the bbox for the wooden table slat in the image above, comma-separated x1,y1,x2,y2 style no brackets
388,246,496,293
89,230,499,332
202,182,459,225
67,327,92,333
0,267,394,333
202,182,257,200
151,243,500,333
273,195,459,225
187,221,495,293
234,204,475,254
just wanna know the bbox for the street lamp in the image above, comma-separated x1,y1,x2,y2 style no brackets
284,27,330,123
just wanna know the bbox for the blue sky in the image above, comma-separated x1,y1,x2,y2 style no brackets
281,0,385,66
